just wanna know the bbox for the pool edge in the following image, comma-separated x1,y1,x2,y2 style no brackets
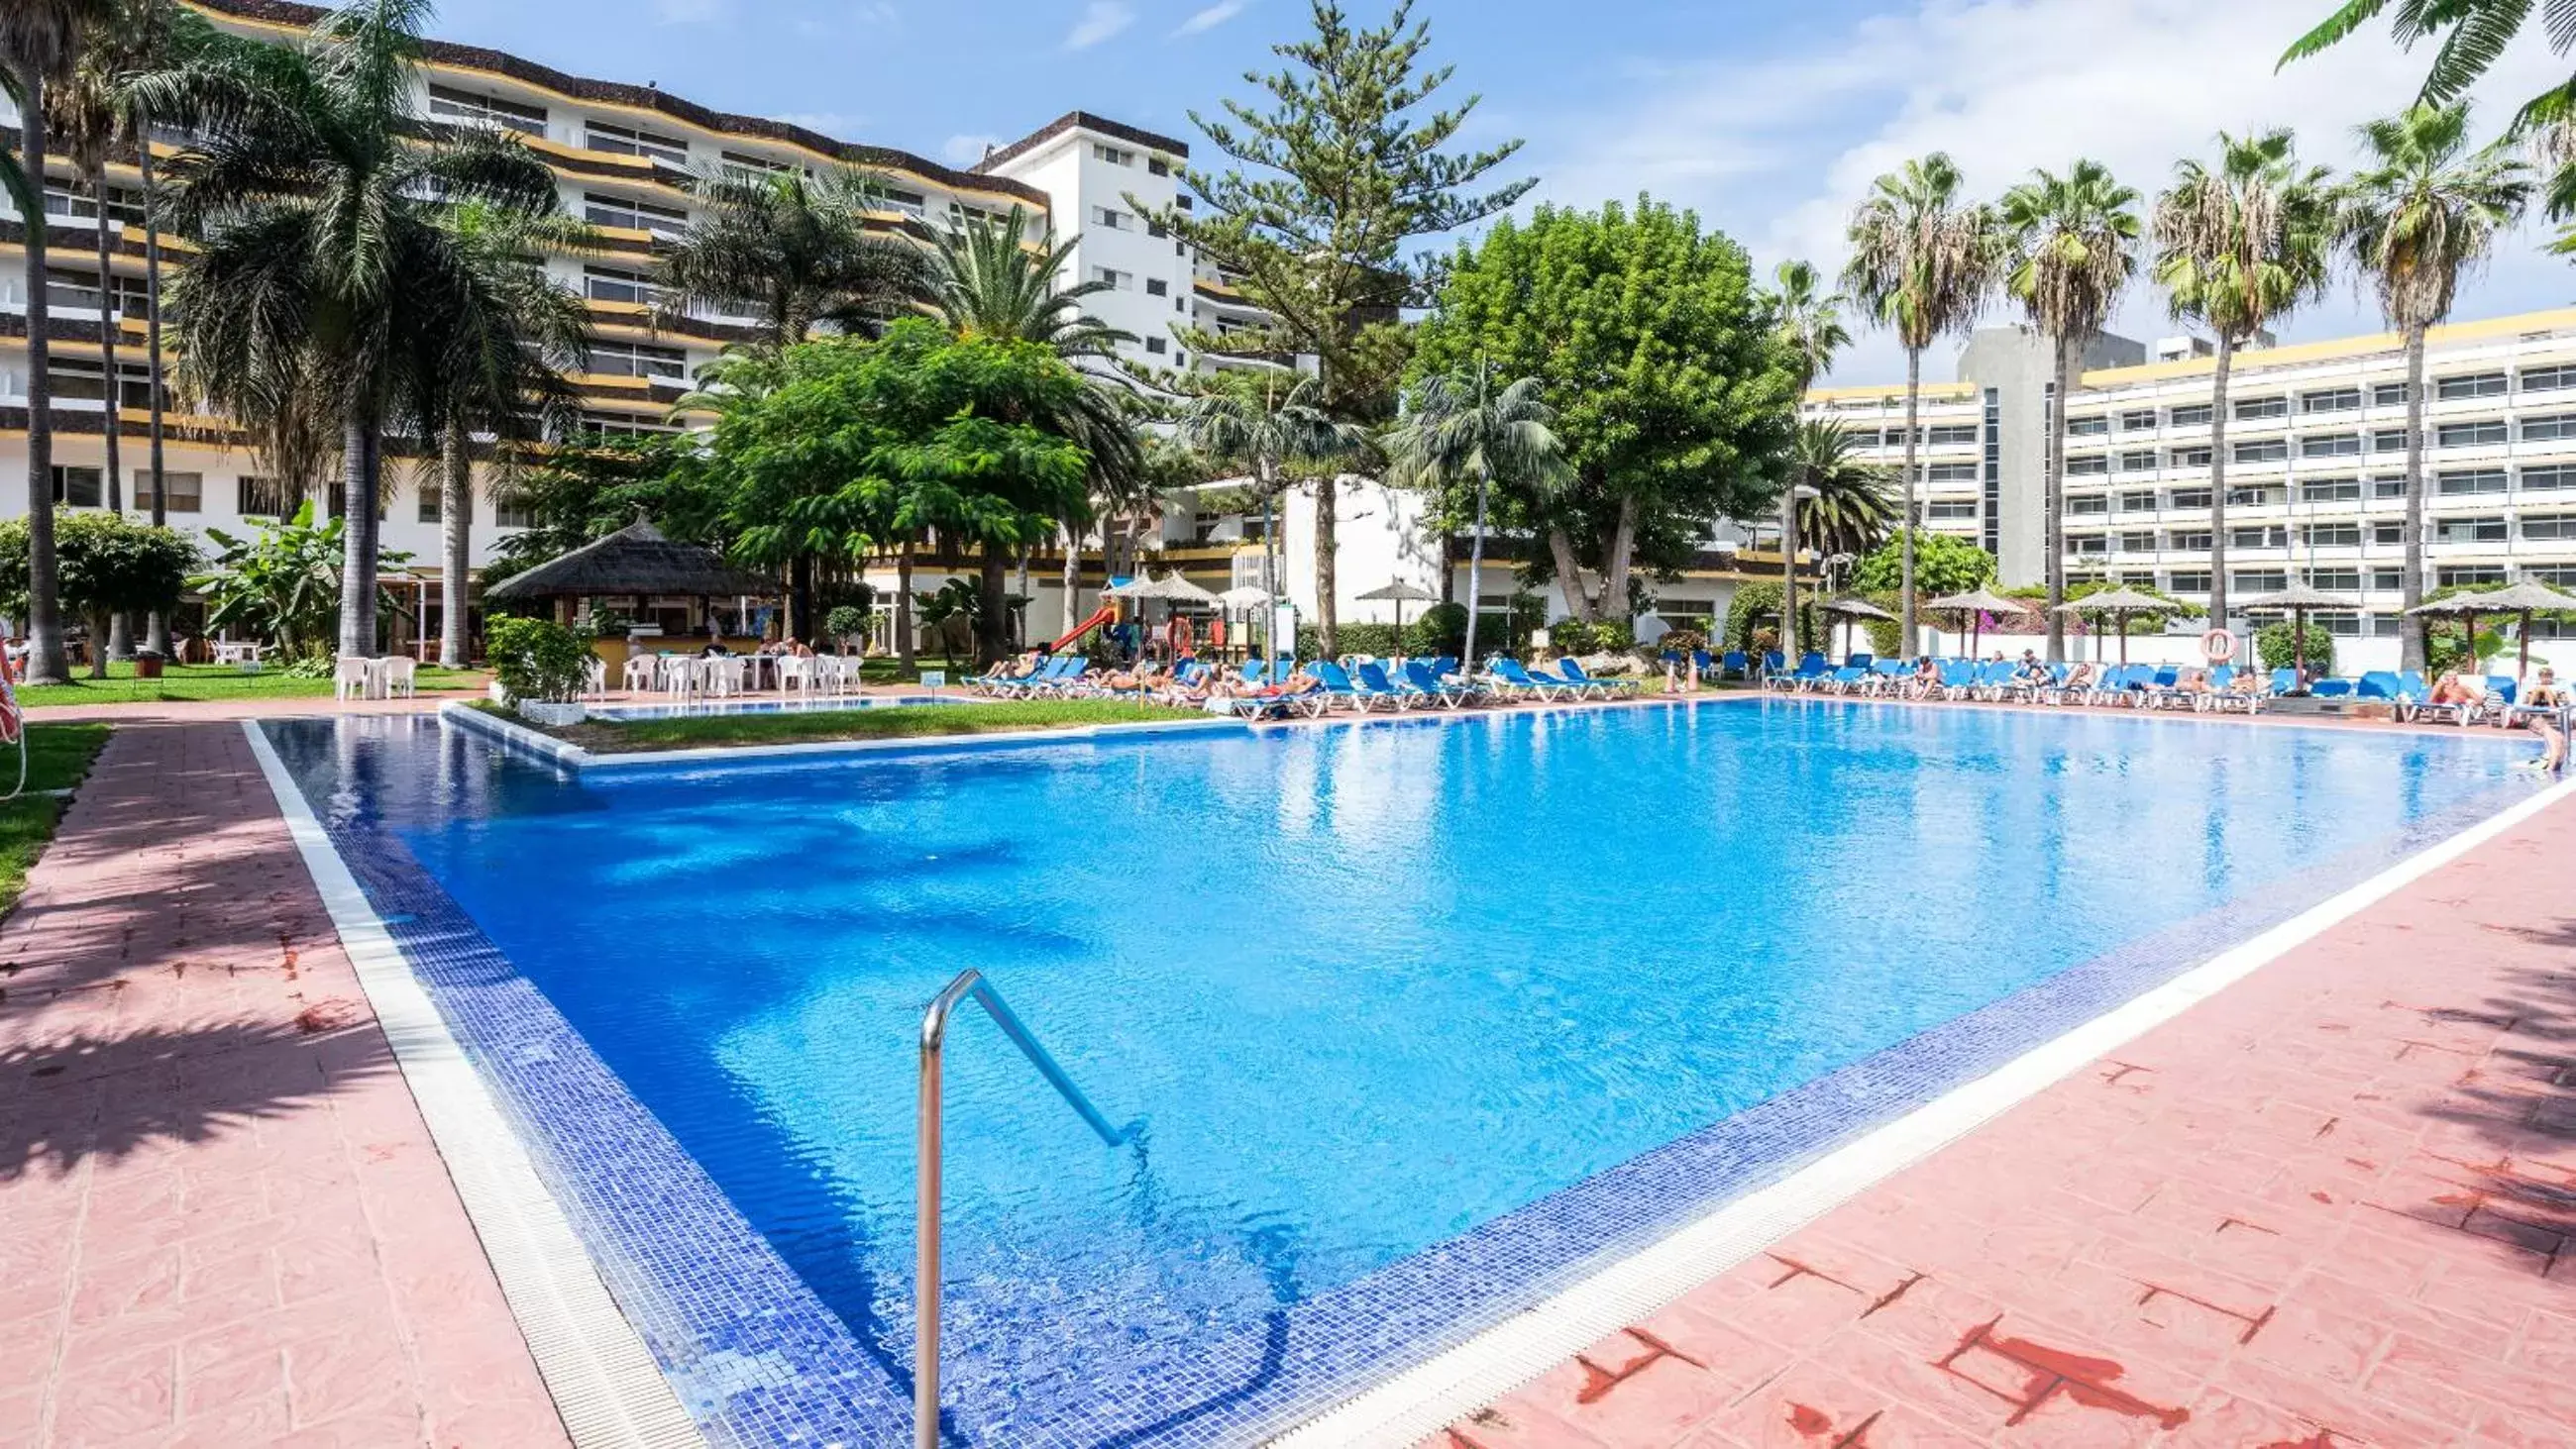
1267,766,2576,1449
240,719,705,1449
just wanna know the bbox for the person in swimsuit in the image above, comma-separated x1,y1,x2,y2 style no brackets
2522,668,2568,772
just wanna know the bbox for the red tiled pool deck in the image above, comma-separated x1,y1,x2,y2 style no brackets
1429,786,2576,1447
0,720,566,1448
4,702,2573,1449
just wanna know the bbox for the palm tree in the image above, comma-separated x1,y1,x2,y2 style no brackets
1383,361,1567,667
2152,130,2335,641
655,164,927,352
1842,154,2001,657
2337,102,2530,672
2,0,117,683
1177,372,1368,659
143,0,569,659
2002,158,2141,662
1771,259,1850,657
2282,1,2568,127
1789,419,1898,560
419,204,593,669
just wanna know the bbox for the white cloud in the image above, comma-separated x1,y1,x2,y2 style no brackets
1063,0,1136,51
1532,0,2574,383
1175,0,1247,37
943,133,1003,165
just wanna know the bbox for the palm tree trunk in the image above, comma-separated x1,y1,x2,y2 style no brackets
2400,321,2429,673
337,406,381,658
1780,478,1800,659
1461,471,1491,668
1314,473,1340,655
18,68,70,685
140,133,172,658
1547,527,1592,621
440,425,472,669
2207,332,2234,652
1059,521,1080,641
2043,336,2073,662
1601,494,1638,628
895,541,915,669
92,162,121,516
1898,345,1921,658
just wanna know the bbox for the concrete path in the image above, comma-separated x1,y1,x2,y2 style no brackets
1430,791,2576,1447
0,721,567,1449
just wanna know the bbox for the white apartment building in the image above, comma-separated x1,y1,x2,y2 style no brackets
0,0,1285,652
1805,310,2576,673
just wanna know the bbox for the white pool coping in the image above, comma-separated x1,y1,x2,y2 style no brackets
243,721,705,1449
1267,767,2576,1447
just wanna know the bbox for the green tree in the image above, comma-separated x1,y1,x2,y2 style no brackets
1148,0,1533,652
0,513,195,677
654,164,926,350
187,501,407,655
2152,130,2335,635
1789,419,1898,562
482,432,722,581
1853,529,1996,599
2001,158,2141,661
1382,362,1567,666
142,0,570,659
2,0,118,683
1841,154,2003,656
1414,197,1799,623
1770,259,1850,651
2337,102,2530,670
1176,371,1369,653
2281,0,2568,128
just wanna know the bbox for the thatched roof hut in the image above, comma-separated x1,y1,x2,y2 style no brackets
483,520,776,603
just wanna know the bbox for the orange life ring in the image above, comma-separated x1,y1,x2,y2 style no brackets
2200,629,2237,664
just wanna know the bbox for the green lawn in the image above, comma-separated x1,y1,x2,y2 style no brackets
19,660,487,709
532,697,1177,754
0,722,112,915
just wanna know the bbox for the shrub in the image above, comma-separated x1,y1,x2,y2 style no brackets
1657,628,1707,658
2255,620,2335,677
486,617,593,705
1332,622,1404,657
1405,602,1468,658
823,604,869,646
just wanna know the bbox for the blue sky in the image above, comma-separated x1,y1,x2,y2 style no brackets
426,0,2576,382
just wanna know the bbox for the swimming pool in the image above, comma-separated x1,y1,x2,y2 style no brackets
263,700,2534,1447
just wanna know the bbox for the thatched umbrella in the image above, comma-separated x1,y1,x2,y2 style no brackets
1107,572,1218,661
2236,581,2358,684
1355,579,1438,649
1924,587,2031,658
2048,585,2170,666
483,519,778,637
2406,593,2497,676
2450,581,2576,680
1820,596,1895,661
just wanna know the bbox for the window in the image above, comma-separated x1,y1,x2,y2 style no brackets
1145,277,1167,297
2436,419,2508,447
2436,467,2508,495
2230,526,2286,548
47,359,106,403
2118,531,2156,553
2232,438,2288,463
2436,370,2509,400
417,478,468,525
2299,432,2361,458
2233,394,2287,420
2168,487,2211,510
583,265,658,306
583,192,690,239
2064,454,2108,475
237,475,298,517
2067,495,2108,516
2439,565,2507,586
2170,447,2212,468
1147,156,1171,176
879,188,926,219
2120,409,2158,430
2300,387,2361,414
426,84,546,136
576,412,680,439
1144,337,1167,356
2524,464,2576,491
143,470,201,513
2118,490,2158,512
2169,404,2212,427
2371,381,2410,406
2167,570,2211,593
1924,462,1979,482
2066,415,2109,437
1090,205,1130,231
1926,424,1979,445
492,493,532,529
2369,612,2404,636
2233,569,2290,592
2522,363,2576,393
2523,412,2576,442
50,466,101,508
2301,476,2361,503
2228,484,2285,507
2371,428,2409,453
2523,513,2576,540
719,150,796,181
2118,450,2158,472
1147,219,1168,239
1090,266,1132,290
2170,530,2213,551
2302,522,2361,548
2373,521,2404,546
2306,569,2361,591
2530,564,2576,586
2371,567,2404,589
2071,535,2108,556
585,121,688,167
1926,499,1979,520
587,340,688,380
2372,475,2408,498
1092,144,1134,166
2434,516,2508,543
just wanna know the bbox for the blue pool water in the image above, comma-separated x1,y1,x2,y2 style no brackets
270,701,2531,1446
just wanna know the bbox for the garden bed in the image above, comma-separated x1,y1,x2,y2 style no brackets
476,697,1177,755
0,724,113,914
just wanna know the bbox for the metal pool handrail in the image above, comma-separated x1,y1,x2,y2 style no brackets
917,969,1137,1449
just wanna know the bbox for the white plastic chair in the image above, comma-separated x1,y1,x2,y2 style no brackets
620,656,654,693
378,655,417,699
333,655,373,702
779,657,816,697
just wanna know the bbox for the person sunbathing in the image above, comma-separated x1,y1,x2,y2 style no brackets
2061,662,2095,694
1102,661,1162,691
2427,668,2483,707
1910,655,1941,697
2522,669,2568,772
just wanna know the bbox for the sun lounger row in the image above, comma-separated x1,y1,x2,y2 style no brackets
962,652,1651,714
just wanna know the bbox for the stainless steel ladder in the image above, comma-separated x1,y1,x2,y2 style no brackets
915,969,1138,1449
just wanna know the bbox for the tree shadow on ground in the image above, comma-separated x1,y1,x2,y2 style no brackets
0,1018,391,1181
